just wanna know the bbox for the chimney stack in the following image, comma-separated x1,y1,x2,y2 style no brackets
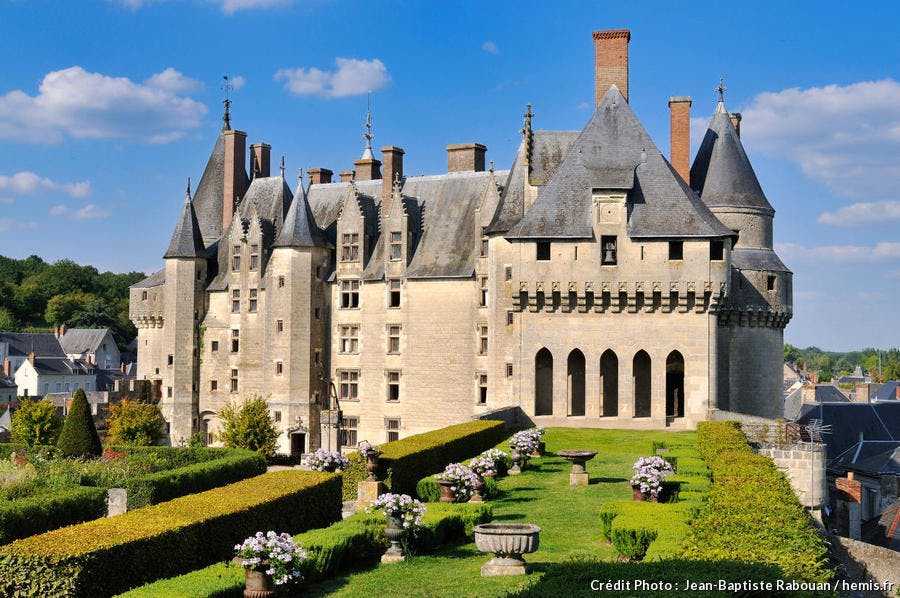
339,170,355,183
593,29,631,106
249,143,271,179
54,325,60,338
668,96,692,185
381,146,404,216
729,112,742,137
28,352,35,366
307,168,333,185
446,143,487,173
2,359,9,377
223,129,248,234
353,155,381,181
60,323,67,337
120,360,126,374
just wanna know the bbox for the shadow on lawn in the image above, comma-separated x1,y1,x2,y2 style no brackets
593,477,628,484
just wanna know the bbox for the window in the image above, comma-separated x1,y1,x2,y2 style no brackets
314,349,321,365
43,383,49,394
387,325,401,354
250,244,259,270
231,329,239,352
232,245,241,270
230,369,239,392
387,371,400,401
767,275,776,291
316,265,322,278
86,383,91,391
536,241,550,261
249,288,258,312
339,370,359,401
386,418,401,442
506,363,514,377
390,231,402,261
478,325,488,355
340,325,359,354
507,311,514,326
341,416,358,447
231,289,240,312
65,383,70,392
314,307,321,319
275,361,283,376
167,386,172,398
505,266,513,281
478,374,488,404
340,279,360,308
710,240,724,261
479,276,488,307
341,233,360,261
211,341,219,352
167,354,173,366
278,276,285,288
56,383,61,392
211,380,218,391
480,228,488,257
601,236,617,265
389,279,401,308
669,241,684,261
274,411,281,423
141,290,148,300
276,320,284,333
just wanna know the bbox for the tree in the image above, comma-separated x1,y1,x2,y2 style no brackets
0,307,18,332
10,398,61,446
56,388,102,458
106,399,165,446
44,292,96,326
217,395,279,456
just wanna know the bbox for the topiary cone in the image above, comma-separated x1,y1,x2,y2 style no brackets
57,388,102,458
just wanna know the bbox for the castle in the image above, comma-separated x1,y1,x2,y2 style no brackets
130,29,792,453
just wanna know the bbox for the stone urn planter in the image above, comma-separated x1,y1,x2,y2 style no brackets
631,484,648,502
381,513,406,563
558,450,598,485
474,523,541,576
530,441,545,458
470,474,485,503
243,568,275,598
364,450,382,482
509,450,522,475
437,479,456,503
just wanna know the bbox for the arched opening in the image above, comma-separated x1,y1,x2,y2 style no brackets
633,350,651,417
600,349,618,416
666,351,685,418
567,349,585,416
535,348,553,416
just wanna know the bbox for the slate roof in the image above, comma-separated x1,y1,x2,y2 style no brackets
732,248,792,273
0,377,15,390
191,131,249,245
795,402,900,459
242,176,293,242
30,358,94,376
163,196,205,259
831,441,900,475
273,178,329,249
130,268,165,289
0,408,10,430
873,381,900,402
691,101,774,213
505,86,731,240
815,385,850,403
0,333,64,358
862,500,900,551
57,329,111,356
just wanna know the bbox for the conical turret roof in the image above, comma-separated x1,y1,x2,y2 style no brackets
164,184,206,259
273,174,329,248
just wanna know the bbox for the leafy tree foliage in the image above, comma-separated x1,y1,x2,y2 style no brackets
56,388,102,458
217,395,279,457
106,399,165,446
0,307,18,332
10,398,62,446
787,345,900,383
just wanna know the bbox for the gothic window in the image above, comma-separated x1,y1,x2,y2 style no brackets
478,325,488,355
669,241,684,261
390,232,402,261
339,370,359,401
341,416,358,447
387,325,401,354
389,279,401,308
601,236,617,265
386,418,401,442
340,325,359,354
387,371,400,401
536,242,551,261
231,289,240,313
341,279,360,308
478,373,488,404
230,369,239,392
250,244,259,270
232,245,241,270
479,277,488,307
249,288,258,312
341,233,360,262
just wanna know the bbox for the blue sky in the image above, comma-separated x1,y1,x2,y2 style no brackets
0,0,898,350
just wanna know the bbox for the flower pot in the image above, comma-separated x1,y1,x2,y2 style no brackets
243,568,275,598
437,479,456,503
631,484,648,502
382,513,405,562
509,450,522,475
470,474,485,503
365,450,382,482
474,523,541,576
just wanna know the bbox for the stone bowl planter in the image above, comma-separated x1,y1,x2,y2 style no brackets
557,450,598,485
473,523,541,576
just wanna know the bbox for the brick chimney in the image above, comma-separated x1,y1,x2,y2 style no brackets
836,471,862,503
381,146,404,216
53,325,59,338
308,168,333,185
223,129,248,233
2,359,9,377
59,323,67,337
729,112,742,137
668,96,691,185
249,143,271,179
353,156,381,181
120,360,127,374
446,143,487,172
27,352,35,366
339,170,355,183
593,29,631,106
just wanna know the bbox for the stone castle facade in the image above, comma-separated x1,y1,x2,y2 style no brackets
130,29,792,452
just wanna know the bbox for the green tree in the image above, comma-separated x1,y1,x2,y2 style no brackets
106,399,164,446
784,343,801,364
44,291,97,326
0,307,18,332
56,388,102,458
217,395,279,457
10,398,62,446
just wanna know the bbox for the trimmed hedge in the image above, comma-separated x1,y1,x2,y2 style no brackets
415,474,499,502
119,502,493,598
0,470,342,597
682,421,832,583
341,420,507,499
0,487,107,545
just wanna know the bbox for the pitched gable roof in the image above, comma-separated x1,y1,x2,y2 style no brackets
163,194,205,259
242,175,293,241
57,329,111,356
0,333,64,358
273,177,329,249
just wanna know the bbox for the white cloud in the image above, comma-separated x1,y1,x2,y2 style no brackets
739,79,900,201
276,58,390,98
145,68,202,94
0,66,207,144
576,101,590,111
0,171,91,198
482,41,499,54
230,75,246,91
818,200,900,227
0,218,38,232
109,0,292,13
776,241,900,264
73,204,111,220
50,204,69,216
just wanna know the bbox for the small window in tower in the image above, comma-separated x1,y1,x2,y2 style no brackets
506,363,514,378
710,240,724,261
275,361,283,376
390,231,402,261
211,341,219,352
231,329,239,353
231,289,240,313
479,276,488,307
481,228,489,257
278,276,285,288
232,245,241,270
536,241,551,261
141,290,148,301
478,325,488,355
389,279,401,308
250,244,259,270
507,311,514,326
316,265,322,278
505,266,513,281
601,236,617,265
341,279,360,309
669,241,684,261
249,288,258,312
167,386,172,398
210,380,218,391
276,320,284,333
314,349,321,365
478,374,488,404
314,307,321,319
387,325,401,354
387,371,400,401
230,369,238,392
341,233,360,262
767,275,776,291
167,354,173,366
274,411,282,423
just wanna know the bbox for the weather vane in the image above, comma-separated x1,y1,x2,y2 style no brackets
715,77,727,102
222,75,234,130
362,91,374,158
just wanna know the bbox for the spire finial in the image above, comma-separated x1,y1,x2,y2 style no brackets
521,103,534,170
715,77,727,103
489,159,495,173
297,167,303,185
392,170,401,196
280,155,286,178
221,75,234,131
186,177,191,199
361,91,375,160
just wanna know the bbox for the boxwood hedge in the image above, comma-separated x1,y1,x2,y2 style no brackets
0,470,341,597
0,486,107,545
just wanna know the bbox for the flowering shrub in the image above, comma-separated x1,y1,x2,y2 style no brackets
235,531,307,586
303,448,350,472
630,456,674,498
365,493,426,531
434,463,479,501
468,455,496,477
509,430,539,454
357,440,377,454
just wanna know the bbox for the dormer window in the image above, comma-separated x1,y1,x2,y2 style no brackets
601,236,617,265
341,233,360,262
232,245,241,270
390,232,402,261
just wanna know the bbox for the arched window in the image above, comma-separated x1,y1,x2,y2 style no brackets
567,349,585,416
600,349,618,416
666,351,685,418
633,350,651,417
535,348,553,416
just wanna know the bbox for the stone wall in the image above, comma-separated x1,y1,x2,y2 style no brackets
830,536,900,597
757,443,826,508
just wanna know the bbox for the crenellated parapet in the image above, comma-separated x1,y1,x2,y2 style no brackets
132,315,164,329
717,305,792,329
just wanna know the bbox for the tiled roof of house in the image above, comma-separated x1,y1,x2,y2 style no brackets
57,329,110,356
0,333,64,358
